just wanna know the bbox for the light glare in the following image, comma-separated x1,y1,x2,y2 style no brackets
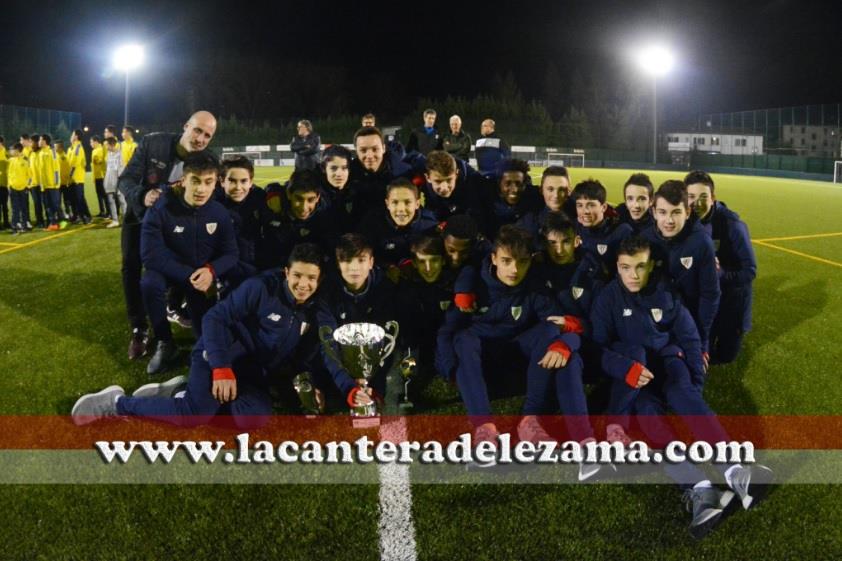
113,44,144,72
637,46,674,77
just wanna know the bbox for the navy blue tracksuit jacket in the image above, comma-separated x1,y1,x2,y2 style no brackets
576,216,634,278
358,207,439,266
140,189,239,283
616,203,654,235
642,219,721,352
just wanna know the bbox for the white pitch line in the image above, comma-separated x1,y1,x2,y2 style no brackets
378,416,418,561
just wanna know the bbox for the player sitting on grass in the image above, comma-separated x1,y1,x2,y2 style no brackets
572,179,633,277
616,172,654,234
359,177,438,268
139,153,239,376
642,180,720,366
590,236,772,538
72,243,325,428
685,170,756,364
437,225,597,475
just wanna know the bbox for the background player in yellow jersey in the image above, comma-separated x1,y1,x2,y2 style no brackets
90,135,108,217
0,136,8,230
28,133,45,228
7,143,31,234
54,140,74,222
69,129,92,224
121,126,138,166
38,134,62,231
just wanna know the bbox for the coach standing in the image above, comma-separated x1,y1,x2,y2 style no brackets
118,111,218,360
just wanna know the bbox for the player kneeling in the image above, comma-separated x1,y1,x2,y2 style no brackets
72,244,325,428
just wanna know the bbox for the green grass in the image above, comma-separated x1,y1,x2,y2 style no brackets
1,167,842,559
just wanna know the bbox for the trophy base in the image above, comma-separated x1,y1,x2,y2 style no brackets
350,415,381,429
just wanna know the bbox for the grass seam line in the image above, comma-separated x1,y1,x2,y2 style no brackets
753,232,842,243
753,240,842,269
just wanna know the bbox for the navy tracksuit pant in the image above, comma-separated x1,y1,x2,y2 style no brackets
141,270,213,343
29,185,44,224
71,183,91,221
710,284,751,364
117,343,272,428
452,321,593,440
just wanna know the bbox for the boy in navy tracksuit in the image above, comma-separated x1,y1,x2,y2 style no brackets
572,179,634,277
140,153,239,375
72,244,325,428
358,177,438,267
476,159,543,240
685,170,756,364
216,156,274,287
422,150,484,223
517,166,576,240
348,126,416,220
437,225,594,448
316,234,409,411
590,236,771,538
616,172,655,234
642,180,720,362
441,214,492,273
263,169,338,269
319,145,355,235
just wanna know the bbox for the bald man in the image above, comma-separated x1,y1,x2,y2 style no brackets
118,111,219,362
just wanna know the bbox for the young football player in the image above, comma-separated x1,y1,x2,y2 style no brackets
517,166,575,240
72,243,325,428
476,158,542,240
68,129,92,224
139,153,239,375
685,170,756,364
37,134,61,231
616,172,654,234
642,180,720,363
6,143,31,233
571,179,633,276
422,150,483,223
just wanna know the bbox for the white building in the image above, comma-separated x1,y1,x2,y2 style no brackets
666,132,764,155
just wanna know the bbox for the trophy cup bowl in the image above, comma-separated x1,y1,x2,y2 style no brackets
319,321,399,421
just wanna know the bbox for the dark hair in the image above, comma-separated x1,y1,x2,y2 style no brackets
353,126,384,146
361,113,376,123
499,158,530,177
122,125,134,133
54,140,65,147
72,129,83,139
12,142,23,151
40,134,52,146
105,137,118,147
493,225,533,260
0,136,4,144
442,214,478,240
623,173,654,198
540,211,576,239
385,176,419,198
541,166,569,187
288,169,321,195
335,233,373,262
91,135,102,143
411,235,445,256
425,150,457,176
297,119,313,133
20,134,30,141
321,144,353,167
182,152,220,177
617,236,652,258
104,125,118,135
684,170,715,195
30,134,41,144
571,179,607,204
653,180,688,209
287,242,324,269
221,155,254,178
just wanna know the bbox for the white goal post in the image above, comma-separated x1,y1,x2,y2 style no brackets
546,152,585,168
834,161,842,183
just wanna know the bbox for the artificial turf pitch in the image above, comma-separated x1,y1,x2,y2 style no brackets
0,167,841,559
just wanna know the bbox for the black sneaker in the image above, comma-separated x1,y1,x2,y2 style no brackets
147,340,179,376
683,486,733,539
127,328,149,360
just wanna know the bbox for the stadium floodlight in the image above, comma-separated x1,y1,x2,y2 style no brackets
112,44,145,128
636,45,675,165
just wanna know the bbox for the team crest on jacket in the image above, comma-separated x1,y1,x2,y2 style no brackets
300,322,309,335
597,244,608,255
345,202,353,213
680,256,693,269
571,286,584,300
650,308,663,322
206,223,218,235
713,240,721,251
623,308,632,317
300,228,310,237
173,225,184,233
439,300,451,311
267,313,281,322
511,306,522,320
386,242,396,250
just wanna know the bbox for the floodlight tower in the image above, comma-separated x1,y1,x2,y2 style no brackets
113,44,145,127
637,46,674,165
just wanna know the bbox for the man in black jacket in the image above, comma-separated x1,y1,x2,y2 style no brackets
290,120,321,171
406,109,441,156
118,110,218,361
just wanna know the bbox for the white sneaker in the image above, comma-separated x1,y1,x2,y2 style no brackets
106,220,121,228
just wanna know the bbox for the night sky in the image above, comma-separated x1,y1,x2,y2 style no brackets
1,0,840,128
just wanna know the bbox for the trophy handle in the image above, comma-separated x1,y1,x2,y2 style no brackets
379,320,399,366
318,326,342,366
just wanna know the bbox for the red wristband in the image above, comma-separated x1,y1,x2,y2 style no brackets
204,262,216,279
454,293,476,310
625,362,644,388
561,315,584,334
212,367,236,382
547,341,571,361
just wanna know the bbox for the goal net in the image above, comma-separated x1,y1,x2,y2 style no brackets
221,151,262,162
834,161,842,183
547,152,585,168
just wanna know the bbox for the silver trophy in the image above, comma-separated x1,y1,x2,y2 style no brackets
319,321,399,419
